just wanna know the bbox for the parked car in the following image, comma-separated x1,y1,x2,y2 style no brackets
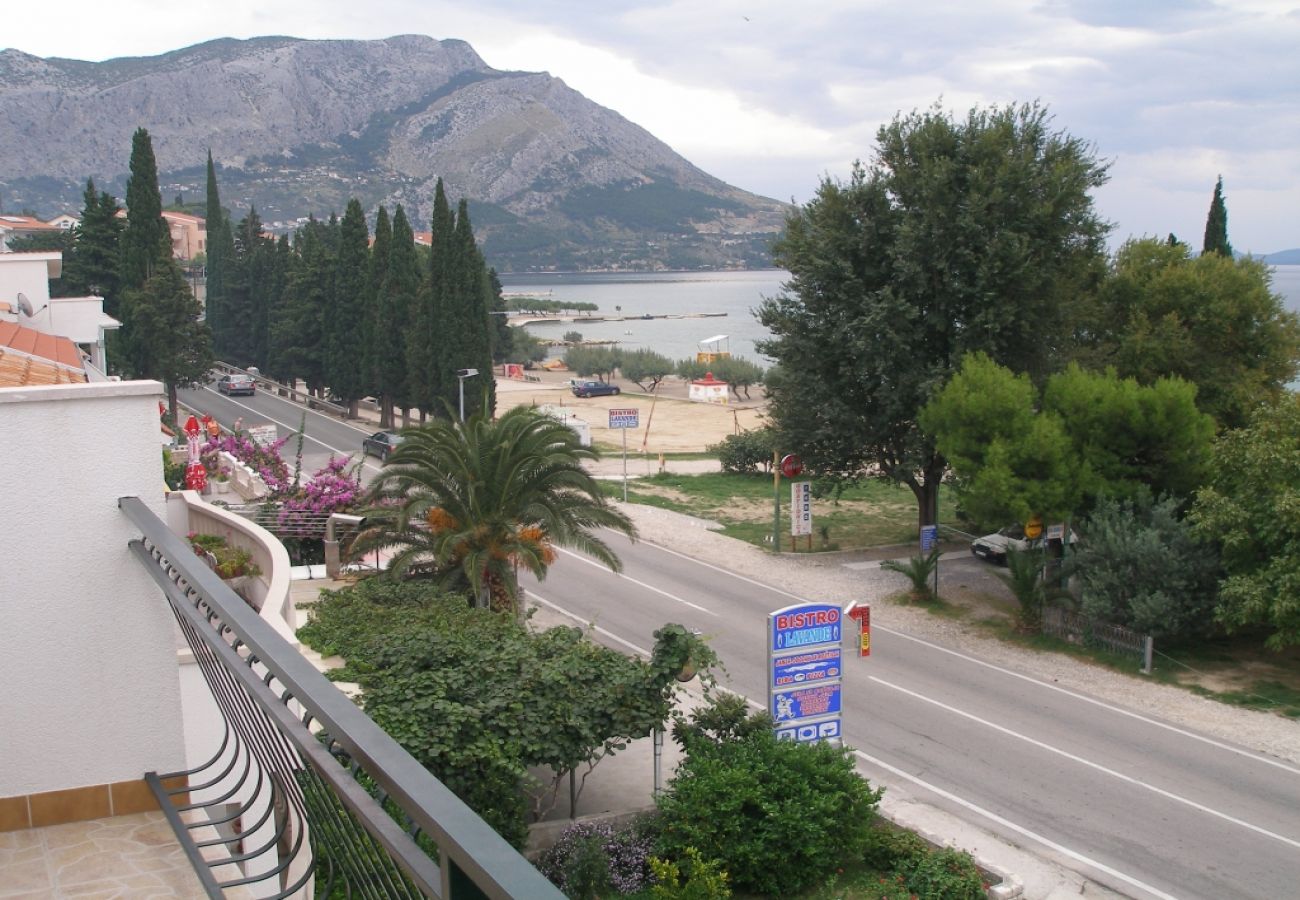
571,380,621,398
362,431,403,461
216,373,256,396
970,523,1078,565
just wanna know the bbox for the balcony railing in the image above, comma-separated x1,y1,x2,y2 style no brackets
120,496,563,899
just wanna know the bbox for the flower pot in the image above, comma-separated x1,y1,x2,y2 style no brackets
214,479,230,494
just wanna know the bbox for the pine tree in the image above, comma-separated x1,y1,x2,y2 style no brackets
1202,176,1233,258
61,179,124,314
120,127,171,290
119,263,214,418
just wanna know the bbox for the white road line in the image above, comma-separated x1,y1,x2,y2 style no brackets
876,628,1300,776
192,388,382,471
848,745,1182,900
635,538,1299,775
553,547,718,616
526,591,652,657
871,675,1300,851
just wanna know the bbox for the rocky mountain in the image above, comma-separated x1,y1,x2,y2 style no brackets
0,35,788,271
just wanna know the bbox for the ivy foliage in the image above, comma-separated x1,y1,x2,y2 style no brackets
297,576,718,847
655,694,881,896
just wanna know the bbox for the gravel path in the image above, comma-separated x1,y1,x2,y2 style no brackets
618,503,1300,765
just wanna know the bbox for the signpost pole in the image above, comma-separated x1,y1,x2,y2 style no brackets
622,425,628,502
772,450,780,553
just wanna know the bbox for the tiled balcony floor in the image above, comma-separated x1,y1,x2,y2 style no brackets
0,812,207,899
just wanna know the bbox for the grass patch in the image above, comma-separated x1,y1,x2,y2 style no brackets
1186,681,1300,718
611,471,960,552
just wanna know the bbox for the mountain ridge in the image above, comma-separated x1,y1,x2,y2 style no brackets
0,34,787,271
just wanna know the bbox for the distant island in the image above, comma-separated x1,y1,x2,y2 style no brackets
1262,249,1300,265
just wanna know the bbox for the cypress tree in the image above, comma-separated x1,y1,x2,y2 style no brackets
120,127,171,290
1202,176,1233,258
325,198,370,416
410,180,454,418
204,151,236,358
362,206,392,410
120,259,214,418
449,199,496,419
271,218,330,394
386,205,420,427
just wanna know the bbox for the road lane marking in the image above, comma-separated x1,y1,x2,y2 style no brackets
189,388,382,472
876,628,1300,776
847,743,1182,900
553,547,718,616
870,675,1300,851
526,591,652,657
636,539,1300,775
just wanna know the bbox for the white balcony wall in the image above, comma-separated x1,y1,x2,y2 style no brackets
0,381,186,797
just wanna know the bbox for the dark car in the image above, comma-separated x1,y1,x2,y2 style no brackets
571,380,621,398
216,373,256,396
362,431,403,461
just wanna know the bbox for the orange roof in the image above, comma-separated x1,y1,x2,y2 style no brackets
0,320,87,387
0,214,60,232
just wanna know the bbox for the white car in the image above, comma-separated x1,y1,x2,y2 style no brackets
970,523,1077,565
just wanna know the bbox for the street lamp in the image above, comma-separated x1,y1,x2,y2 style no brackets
456,368,478,420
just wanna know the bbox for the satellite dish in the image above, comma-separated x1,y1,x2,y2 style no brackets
15,293,34,317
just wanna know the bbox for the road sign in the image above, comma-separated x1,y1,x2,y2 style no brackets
608,408,639,429
775,717,842,744
247,423,278,447
771,647,841,686
791,481,812,536
779,453,804,478
771,682,842,721
1024,515,1043,539
1046,522,1066,540
846,603,871,657
920,524,938,551
770,603,842,651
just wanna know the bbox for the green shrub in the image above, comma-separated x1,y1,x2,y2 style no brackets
861,824,931,871
880,549,940,602
655,697,881,896
896,847,986,900
649,847,731,900
538,821,655,897
707,427,774,474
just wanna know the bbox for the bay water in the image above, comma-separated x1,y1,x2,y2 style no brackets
502,266,1300,380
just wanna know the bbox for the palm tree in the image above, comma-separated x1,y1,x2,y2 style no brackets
352,404,636,614
880,548,941,603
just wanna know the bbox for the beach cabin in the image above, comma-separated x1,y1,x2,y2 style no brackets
696,334,732,364
689,371,730,405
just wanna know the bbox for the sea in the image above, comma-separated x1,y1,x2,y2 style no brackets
501,266,1300,378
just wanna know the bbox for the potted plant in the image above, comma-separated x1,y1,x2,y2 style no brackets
212,465,232,494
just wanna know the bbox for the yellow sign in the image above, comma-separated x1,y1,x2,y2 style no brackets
1024,515,1043,540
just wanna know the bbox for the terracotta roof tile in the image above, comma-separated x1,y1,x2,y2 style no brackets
0,320,87,386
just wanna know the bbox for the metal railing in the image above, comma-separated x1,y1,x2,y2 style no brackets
120,496,563,899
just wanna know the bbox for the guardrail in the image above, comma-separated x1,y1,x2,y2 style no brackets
120,495,563,899
212,362,350,419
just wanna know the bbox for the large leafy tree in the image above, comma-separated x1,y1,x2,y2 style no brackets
1073,238,1299,429
921,353,1214,527
759,102,1110,527
1190,395,1300,649
353,405,636,614
1202,175,1233,258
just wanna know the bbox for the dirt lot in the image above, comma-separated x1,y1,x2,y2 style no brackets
494,367,766,453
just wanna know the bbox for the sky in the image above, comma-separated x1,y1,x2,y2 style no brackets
6,1,1299,252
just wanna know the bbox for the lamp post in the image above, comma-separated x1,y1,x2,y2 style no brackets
456,368,478,420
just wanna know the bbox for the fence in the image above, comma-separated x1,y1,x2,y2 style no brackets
1042,605,1154,674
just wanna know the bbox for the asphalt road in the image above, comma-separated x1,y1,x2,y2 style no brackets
523,535,1300,900
180,377,1300,897
178,377,385,482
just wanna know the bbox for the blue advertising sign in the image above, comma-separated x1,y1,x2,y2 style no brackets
775,717,842,744
920,524,938,551
771,647,841,687
770,602,842,652
771,682,842,722
607,408,640,429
